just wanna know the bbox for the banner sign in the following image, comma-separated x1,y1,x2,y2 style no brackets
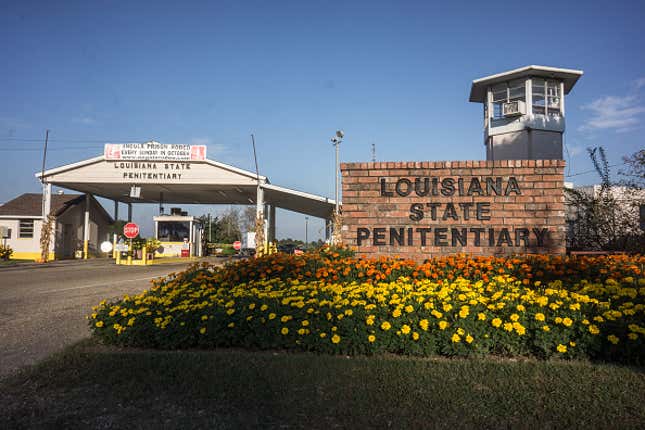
104,142,207,161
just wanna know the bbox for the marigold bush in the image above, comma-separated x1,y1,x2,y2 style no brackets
90,250,644,363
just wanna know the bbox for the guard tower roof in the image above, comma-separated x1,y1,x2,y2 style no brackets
469,65,584,103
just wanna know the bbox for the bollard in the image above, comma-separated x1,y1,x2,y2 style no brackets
142,246,148,265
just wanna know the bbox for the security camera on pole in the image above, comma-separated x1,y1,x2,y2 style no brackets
330,130,344,244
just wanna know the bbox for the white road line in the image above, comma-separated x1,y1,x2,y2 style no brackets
36,276,159,294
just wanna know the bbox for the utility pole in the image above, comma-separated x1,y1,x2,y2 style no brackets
40,129,49,183
371,143,376,162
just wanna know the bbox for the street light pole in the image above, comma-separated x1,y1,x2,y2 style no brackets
331,130,344,215
305,216,309,248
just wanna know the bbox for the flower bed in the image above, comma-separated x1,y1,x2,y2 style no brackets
90,251,644,363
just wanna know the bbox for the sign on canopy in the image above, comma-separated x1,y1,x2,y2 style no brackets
104,141,206,161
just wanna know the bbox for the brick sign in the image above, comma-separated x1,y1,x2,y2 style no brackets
340,160,566,261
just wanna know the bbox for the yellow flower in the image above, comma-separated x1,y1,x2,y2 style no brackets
228,322,235,328
401,324,411,335
298,328,306,335
607,335,619,344
513,322,526,335
510,314,519,322
281,327,289,335
588,324,600,335
477,313,487,321
491,318,502,328
569,341,576,347
392,308,402,318
199,327,206,334
443,303,453,312
628,333,638,340
412,332,420,341
381,321,391,331
556,344,567,353
458,306,470,318
404,305,414,313
419,319,429,331
280,315,291,323
301,320,309,326
465,335,474,344
562,317,573,327
248,303,256,310
535,313,545,321
431,310,443,319
542,325,550,332
438,320,449,330
260,304,268,311
344,309,353,316
516,304,525,312
95,321,104,328
555,317,562,324
268,313,276,320
366,315,375,325
331,334,341,344
452,333,461,343
368,334,376,343
226,308,235,316
457,327,465,336
503,323,514,332
320,333,327,338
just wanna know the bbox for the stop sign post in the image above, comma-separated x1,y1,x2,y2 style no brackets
122,223,140,263
233,241,242,251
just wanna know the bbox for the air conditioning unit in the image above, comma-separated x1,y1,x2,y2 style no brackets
502,100,526,117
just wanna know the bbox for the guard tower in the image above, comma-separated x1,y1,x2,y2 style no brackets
469,65,583,160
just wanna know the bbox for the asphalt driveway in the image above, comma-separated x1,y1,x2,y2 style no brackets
0,259,206,378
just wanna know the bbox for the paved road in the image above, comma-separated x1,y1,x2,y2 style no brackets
0,259,205,378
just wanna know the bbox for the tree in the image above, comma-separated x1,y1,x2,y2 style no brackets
619,149,645,189
216,207,242,243
565,147,644,252
241,206,256,233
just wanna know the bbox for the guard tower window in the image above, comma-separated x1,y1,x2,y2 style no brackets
532,79,561,116
19,219,34,238
491,80,526,119
158,221,190,242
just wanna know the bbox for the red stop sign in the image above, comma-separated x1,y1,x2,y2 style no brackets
233,241,242,251
123,223,140,239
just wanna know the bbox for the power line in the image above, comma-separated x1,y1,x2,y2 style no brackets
565,162,627,178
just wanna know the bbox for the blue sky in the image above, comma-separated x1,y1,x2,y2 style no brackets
1,0,644,240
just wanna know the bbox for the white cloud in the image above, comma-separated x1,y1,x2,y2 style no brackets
566,144,584,157
634,77,645,89
72,116,98,125
190,137,226,156
579,95,645,133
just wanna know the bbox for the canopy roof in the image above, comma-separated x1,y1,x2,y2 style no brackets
37,155,336,219
469,65,584,103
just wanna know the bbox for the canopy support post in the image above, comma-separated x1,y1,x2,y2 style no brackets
83,194,90,259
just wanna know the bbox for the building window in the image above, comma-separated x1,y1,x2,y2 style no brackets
19,219,34,238
491,80,526,119
157,221,190,242
532,79,561,116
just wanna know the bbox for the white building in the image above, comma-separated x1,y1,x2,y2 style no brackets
0,193,113,260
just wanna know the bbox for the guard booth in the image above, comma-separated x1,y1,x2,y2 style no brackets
469,65,583,160
154,208,204,257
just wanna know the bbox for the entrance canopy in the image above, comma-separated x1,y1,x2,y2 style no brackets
36,153,336,220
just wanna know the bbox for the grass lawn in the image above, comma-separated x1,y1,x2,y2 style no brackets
1,339,643,429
